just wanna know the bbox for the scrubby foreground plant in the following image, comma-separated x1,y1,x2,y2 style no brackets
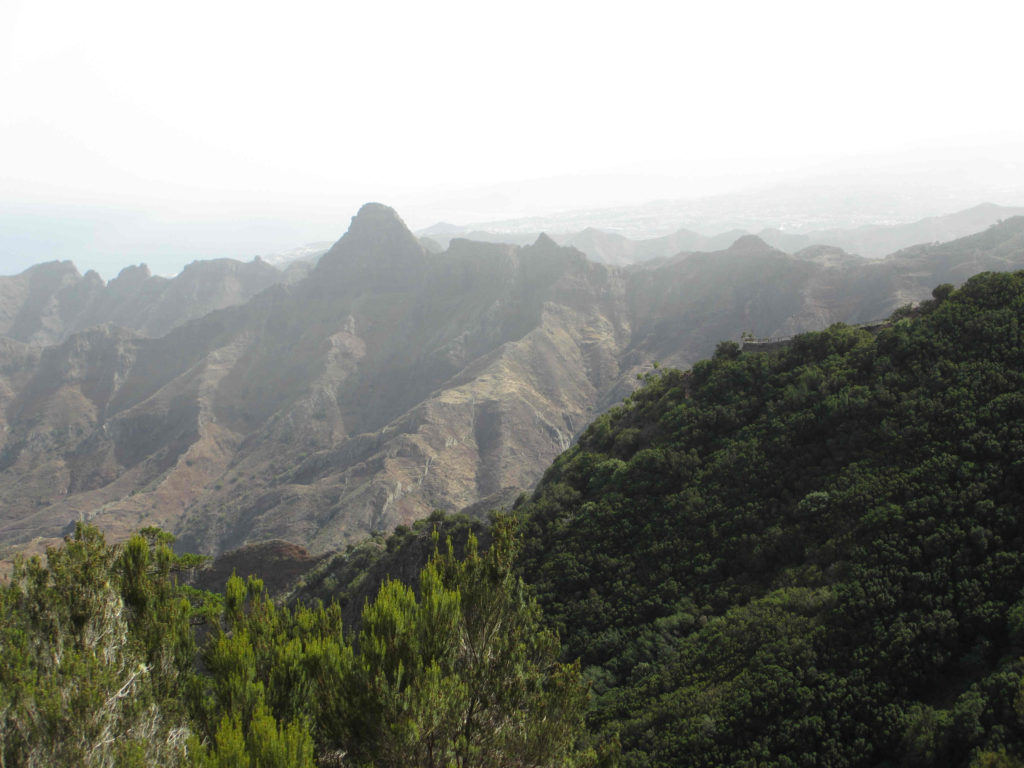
0,518,595,767
194,517,594,767
0,525,201,767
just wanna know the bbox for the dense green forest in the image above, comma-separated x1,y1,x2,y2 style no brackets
518,271,1024,767
7,270,1024,766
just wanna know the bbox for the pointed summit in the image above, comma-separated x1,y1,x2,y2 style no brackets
313,203,426,291
725,234,774,255
345,202,413,239
329,203,423,258
533,232,559,249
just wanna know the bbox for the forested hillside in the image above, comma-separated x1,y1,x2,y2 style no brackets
518,270,1024,766
6,270,1024,767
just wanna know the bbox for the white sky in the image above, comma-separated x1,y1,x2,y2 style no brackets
2,0,1023,276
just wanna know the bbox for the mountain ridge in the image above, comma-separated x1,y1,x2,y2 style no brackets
2,209,1024,560
0,254,286,347
421,203,1024,265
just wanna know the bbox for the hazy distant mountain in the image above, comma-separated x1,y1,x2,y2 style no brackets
0,256,286,346
421,227,743,266
416,227,540,249
259,242,333,268
422,203,1024,266
424,174,1024,240
558,228,746,266
758,202,1024,258
1,205,1022,561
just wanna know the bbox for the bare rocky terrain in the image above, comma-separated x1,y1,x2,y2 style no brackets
2,204,1023,560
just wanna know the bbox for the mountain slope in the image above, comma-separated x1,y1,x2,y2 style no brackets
765,201,1024,258
175,217,635,554
2,209,1024,560
0,206,634,556
519,272,1024,766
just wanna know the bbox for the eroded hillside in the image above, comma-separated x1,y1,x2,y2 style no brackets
1,206,1023,557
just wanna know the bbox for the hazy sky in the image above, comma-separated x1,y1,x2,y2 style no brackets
2,0,1023,276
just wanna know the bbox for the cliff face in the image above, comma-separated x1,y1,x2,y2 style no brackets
2,207,1023,558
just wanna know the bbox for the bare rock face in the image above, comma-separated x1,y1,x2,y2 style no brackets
2,209,1024,559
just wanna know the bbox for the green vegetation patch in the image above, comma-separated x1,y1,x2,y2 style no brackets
519,273,1024,767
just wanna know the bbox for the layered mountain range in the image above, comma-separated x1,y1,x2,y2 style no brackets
2,203,1024,559
0,256,289,347
423,202,1024,265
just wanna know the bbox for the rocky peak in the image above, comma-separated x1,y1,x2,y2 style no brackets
524,232,588,271
82,270,105,287
347,202,412,236
333,203,424,260
108,264,152,293
725,234,775,255
533,232,559,249
22,260,81,288
312,203,426,291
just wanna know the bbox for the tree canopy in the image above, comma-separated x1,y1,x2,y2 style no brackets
518,271,1024,767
